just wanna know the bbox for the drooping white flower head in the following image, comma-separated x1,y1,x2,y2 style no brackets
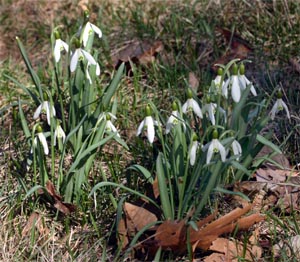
82,22,103,47
32,125,49,155
53,31,69,63
231,139,242,159
97,112,120,137
182,89,203,118
165,101,186,134
136,105,156,144
202,98,226,126
33,99,56,126
70,38,97,73
213,67,228,98
54,122,66,146
223,63,241,103
270,90,290,120
238,63,257,97
189,134,199,166
203,130,226,164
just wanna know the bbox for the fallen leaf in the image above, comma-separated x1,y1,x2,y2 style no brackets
117,218,129,249
155,219,186,252
124,202,158,233
213,28,253,71
22,212,49,238
111,40,163,70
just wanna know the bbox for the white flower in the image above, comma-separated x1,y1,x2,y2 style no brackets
137,116,156,143
70,48,97,72
189,140,199,166
213,75,228,98
165,110,185,134
86,62,100,84
238,74,257,97
33,101,56,125
82,22,102,47
231,139,242,159
202,102,226,126
270,98,290,120
54,123,66,146
32,128,49,155
98,112,120,137
182,98,203,118
227,75,241,103
203,138,226,164
54,39,69,63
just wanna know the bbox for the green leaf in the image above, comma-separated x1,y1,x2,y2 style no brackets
102,63,124,109
256,134,281,154
214,186,250,202
127,165,153,183
18,99,31,139
156,153,173,220
16,37,43,99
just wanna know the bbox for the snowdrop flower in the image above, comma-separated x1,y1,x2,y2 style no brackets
105,113,120,137
33,96,56,126
231,139,242,159
182,89,203,118
82,10,102,47
238,63,257,97
202,97,226,126
203,130,226,164
212,68,228,98
53,31,69,63
70,38,97,72
165,101,185,134
270,90,290,120
136,104,156,144
189,133,199,166
32,125,49,155
54,122,66,146
224,63,241,103
86,61,101,84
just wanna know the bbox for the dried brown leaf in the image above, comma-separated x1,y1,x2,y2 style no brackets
188,72,199,92
155,220,186,252
124,202,157,232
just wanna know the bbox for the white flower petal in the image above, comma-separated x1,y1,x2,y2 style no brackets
96,63,101,76
231,75,241,103
279,99,290,119
218,142,226,162
189,141,198,166
191,99,203,118
70,49,80,72
232,140,242,156
145,116,155,143
90,23,102,38
81,49,97,65
270,100,279,120
54,40,62,63
82,23,91,47
182,101,188,113
206,143,214,164
33,104,43,120
38,132,49,155
136,119,145,136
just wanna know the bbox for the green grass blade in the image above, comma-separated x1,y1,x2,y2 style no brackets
102,62,124,109
127,165,153,183
16,37,43,99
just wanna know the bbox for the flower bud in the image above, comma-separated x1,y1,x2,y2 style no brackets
232,63,238,75
145,104,152,117
171,101,178,111
192,133,198,141
43,92,48,101
239,63,245,75
276,90,283,99
36,125,43,133
212,129,219,139
217,67,223,76
106,114,111,121
187,88,193,99
54,31,60,40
